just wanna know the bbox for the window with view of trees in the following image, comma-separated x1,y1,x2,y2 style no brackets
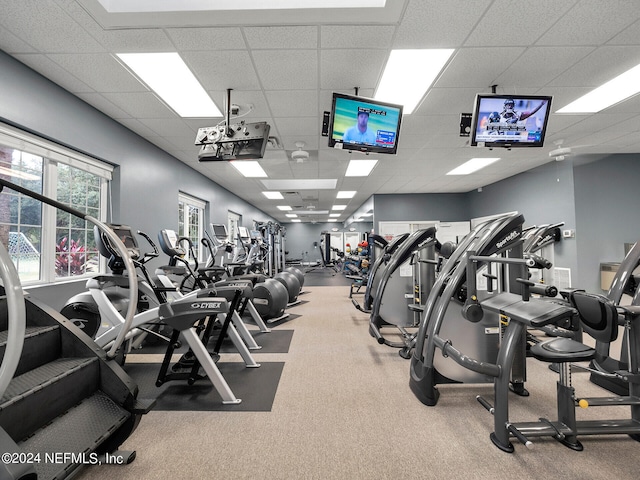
178,193,206,264
0,124,112,284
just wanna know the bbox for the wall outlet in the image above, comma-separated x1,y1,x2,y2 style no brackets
562,229,575,238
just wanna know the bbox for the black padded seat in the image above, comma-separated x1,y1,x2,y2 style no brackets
530,337,596,363
530,291,619,364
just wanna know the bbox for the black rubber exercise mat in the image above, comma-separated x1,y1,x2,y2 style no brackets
124,361,285,412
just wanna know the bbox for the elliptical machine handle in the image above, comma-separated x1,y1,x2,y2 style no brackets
136,230,160,259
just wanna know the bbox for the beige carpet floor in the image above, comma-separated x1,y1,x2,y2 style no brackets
77,285,640,480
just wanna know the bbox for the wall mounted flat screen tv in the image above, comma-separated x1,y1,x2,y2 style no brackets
470,94,552,148
328,93,403,155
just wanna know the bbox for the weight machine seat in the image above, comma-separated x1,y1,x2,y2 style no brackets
530,337,596,363
529,291,619,364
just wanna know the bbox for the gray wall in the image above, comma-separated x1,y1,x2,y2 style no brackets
466,159,578,281
373,193,470,229
0,51,275,309
573,154,640,293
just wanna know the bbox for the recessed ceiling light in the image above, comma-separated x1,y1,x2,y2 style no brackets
328,219,337,222
230,161,267,177
277,205,292,211
329,213,341,217
446,158,501,175
263,191,284,199
557,63,640,113
291,219,301,223
332,205,347,211
99,0,385,13
290,210,329,215
116,53,221,118
337,191,356,199
375,49,455,114
261,179,337,190
285,214,298,218
345,159,377,177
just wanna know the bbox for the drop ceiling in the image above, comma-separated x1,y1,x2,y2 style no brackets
2,0,640,224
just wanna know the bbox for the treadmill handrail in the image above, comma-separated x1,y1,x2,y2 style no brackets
0,239,26,400
0,178,137,360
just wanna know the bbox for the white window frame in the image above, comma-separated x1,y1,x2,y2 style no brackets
178,192,206,263
0,122,113,285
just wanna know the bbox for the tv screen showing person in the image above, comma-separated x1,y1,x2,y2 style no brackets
329,94,402,153
473,96,551,144
342,109,377,145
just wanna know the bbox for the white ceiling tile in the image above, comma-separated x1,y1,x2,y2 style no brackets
166,27,246,50
101,92,179,118
46,53,149,92
465,0,578,47
75,92,132,119
321,25,394,49
536,0,640,46
493,47,596,88
182,50,262,90
91,28,175,53
320,49,387,90
0,1,104,53
244,26,318,50
0,26,38,53
419,88,485,115
547,46,640,87
13,53,94,93
116,118,159,138
393,0,493,48
608,18,640,45
265,90,318,117
434,47,527,88
252,50,318,90
138,118,196,137
274,117,321,137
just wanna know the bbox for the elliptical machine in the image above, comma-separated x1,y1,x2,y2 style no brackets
60,223,249,404
205,223,290,322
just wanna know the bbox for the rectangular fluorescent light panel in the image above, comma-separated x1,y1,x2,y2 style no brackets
291,210,329,215
557,63,640,113
375,49,455,114
261,179,337,190
332,205,347,211
337,191,356,199
230,160,267,177
329,213,341,217
446,158,501,175
116,53,221,118
277,205,292,211
291,219,302,223
263,191,284,199
345,159,377,177
100,0,386,13
328,219,337,222
285,214,298,218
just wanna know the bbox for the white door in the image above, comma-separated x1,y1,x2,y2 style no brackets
329,232,344,261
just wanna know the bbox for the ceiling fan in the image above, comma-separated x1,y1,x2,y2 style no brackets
548,139,591,161
290,141,310,163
